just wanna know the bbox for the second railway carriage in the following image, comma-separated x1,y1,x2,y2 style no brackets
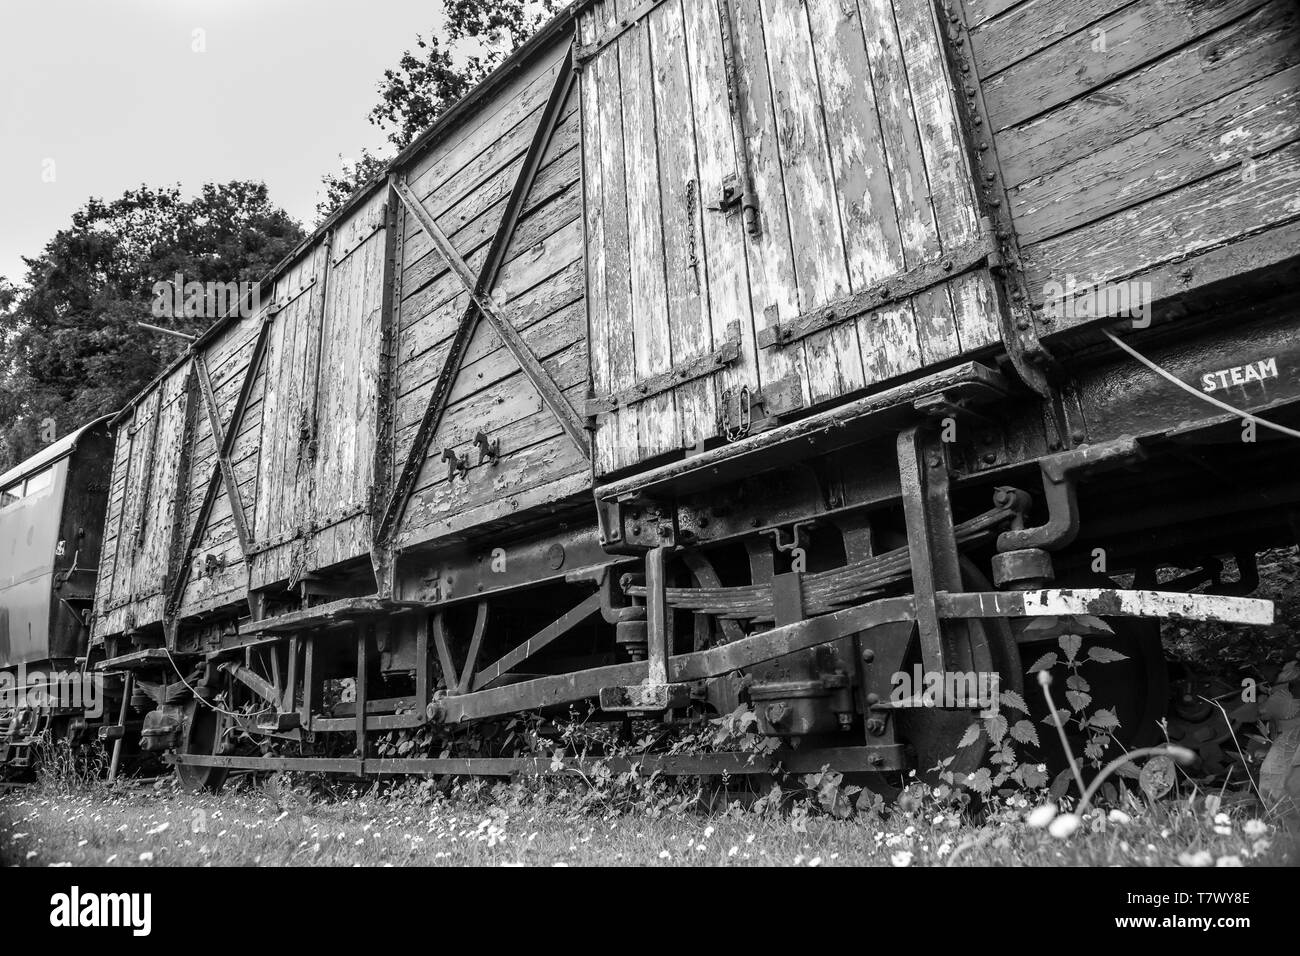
87,0,1299,788
1,418,118,771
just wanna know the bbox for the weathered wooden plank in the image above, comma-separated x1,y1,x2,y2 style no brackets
970,0,1133,79
595,0,639,475
405,395,590,530
399,337,588,445
619,6,677,463
1023,138,1300,301
997,0,1300,188
582,2,610,468
395,469,591,552
651,0,715,449
964,0,1031,29
807,0,903,292
1012,66,1300,246
853,0,930,381
447,301,585,408
404,42,568,200
681,0,761,429
894,0,997,359
983,0,1268,132
759,0,860,404
399,252,582,401
729,0,806,400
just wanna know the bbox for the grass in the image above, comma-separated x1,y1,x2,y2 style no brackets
1,775,1294,867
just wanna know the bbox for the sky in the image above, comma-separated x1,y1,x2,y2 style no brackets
0,0,453,284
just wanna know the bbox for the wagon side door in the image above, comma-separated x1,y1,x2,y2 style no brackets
580,0,1000,478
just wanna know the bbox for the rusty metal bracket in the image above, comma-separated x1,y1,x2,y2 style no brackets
584,329,742,417
717,0,760,237
720,384,752,441
765,521,814,555
442,447,469,482
473,430,500,466
997,436,1147,552
897,424,970,677
938,0,1057,397
757,231,998,350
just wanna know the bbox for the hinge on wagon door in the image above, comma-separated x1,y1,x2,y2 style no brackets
297,406,317,463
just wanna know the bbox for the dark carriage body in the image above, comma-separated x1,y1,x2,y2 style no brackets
1,418,113,669
0,418,114,769
79,0,1299,782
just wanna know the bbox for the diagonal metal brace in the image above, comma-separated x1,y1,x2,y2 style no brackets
392,178,587,453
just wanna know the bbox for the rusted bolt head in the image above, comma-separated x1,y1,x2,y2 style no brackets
861,648,875,664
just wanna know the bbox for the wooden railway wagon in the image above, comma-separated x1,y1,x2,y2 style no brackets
85,0,1297,788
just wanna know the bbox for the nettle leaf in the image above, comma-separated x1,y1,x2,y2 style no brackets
1049,768,1073,800
1028,652,1058,673
1019,764,1049,789
1259,687,1300,722
1090,708,1121,730
1065,690,1093,713
999,690,1029,714
1041,707,1071,726
1069,614,1115,637
1059,634,1083,662
1022,615,1061,634
1066,673,1091,693
1278,660,1300,683
1230,701,1260,723
1023,615,1113,641
1010,719,1040,747
1139,755,1176,800
985,713,1009,744
957,722,983,749
967,767,993,795
1086,645,1129,664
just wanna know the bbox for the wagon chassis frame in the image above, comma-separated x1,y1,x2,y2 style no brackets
161,383,1275,779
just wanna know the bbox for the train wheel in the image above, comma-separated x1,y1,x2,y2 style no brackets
175,700,229,793
860,558,1022,797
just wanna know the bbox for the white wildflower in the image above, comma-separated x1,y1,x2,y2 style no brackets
1026,803,1058,828
1048,813,1081,839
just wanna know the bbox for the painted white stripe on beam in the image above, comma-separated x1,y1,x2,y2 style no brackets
940,589,1274,627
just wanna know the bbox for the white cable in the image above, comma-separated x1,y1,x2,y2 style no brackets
162,645,270,719
1102,329,1300,440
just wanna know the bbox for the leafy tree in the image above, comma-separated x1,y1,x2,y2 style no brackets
314,0,560,224
372,0,560,150
316,148,390,224
0,182,303,471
